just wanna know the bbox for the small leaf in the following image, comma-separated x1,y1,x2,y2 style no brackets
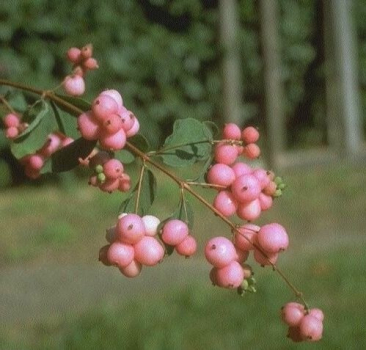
114,149,136,164
50,101,79,139
160,118,212,167
50,101,66,135
53,94,91,117
171,197,194,229
51,137,96,172
203,120,219,138
4,90,28,111
119,193,136,215
128,134,150,153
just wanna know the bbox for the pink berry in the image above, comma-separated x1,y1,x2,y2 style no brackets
92,95,119,122
107,242,134,268
231,162,252,178
103,159,124,179
100,89,123,108
80,43,93,59
61,137,73,147
99,178,120,193
236,199,262,221
223,123,241,140
102,113,124,135
116,213,145,245
77,111,100,140
234,223,260,251
39,134,62,157
215,261,244,288
142,215,160,236
4,113,20,128
242,126,260,144
118,108,135,132
175,235,197,257
118,174,131,192
134,236,165,266
207,163,235,187
125,116,140,137
214,143,238,165
63,75,85,96
99,128,127,151
213,190,238,217
258,193,273,211
281,303,305,327
5,126,19,139
299,315,323,341
83,57,99,70
263,181,277,196
231,174,261,203
66,47,81,63
28,154,44,171
204,236,236,268
257,223,289,253
235,247,249,263
252,168,271,189
242,143,261,159
119,259,142,278
161,219,189,246
308,308,324,322
253,248,278,266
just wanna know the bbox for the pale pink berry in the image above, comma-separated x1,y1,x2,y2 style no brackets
258,193,273,211
125,116,140,137
118,174,131,192
236,199,262,221
281,303,305,327
99,245,112,266
116,213,145,245
252,168,271,189
207,163,235,187
92,95,119,122
242,126,259,144
299,315,323,341
107,242,134,268
231,162,252,178
63,75,85,96
234,223,260,251
223,123,241,140
102,113,124,135
28,154,44,171
204,236,237,268
83,57,99,70
215,261,244,288
142,215,160,236
118,108,135,132
99,128,126,150
257,223,289,253
119,259,142,278
5,126,19,139
61,137,74,147
235,247,249,263
214,143,238,165
4,113,20,128
66,47,81,63
103,159,124,179
101,89,123,108
99,178,120,193
175,235,197,257
253,248,278,266
77,111,100,140
134,236,165,266
231,174,261,203
39,133,62,157
242,143,261,159
213,190,238,217
308,308,324,322
161,219,189,246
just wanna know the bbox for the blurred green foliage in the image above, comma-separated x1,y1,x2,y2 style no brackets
0,0,365,185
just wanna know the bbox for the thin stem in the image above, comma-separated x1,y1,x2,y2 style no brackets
135,160,146,214
186,181,226,190
147,139,212,156
0,95,16,114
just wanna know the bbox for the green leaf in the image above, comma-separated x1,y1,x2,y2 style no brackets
203,120,219,138
51,137,97,172
114,149,136,164
170,196,194,229
11,101,56,159
4,90,28,112
128,134,150,153
53,94,91,117
119,168,157,216
160,118,212,167
50,101,79,139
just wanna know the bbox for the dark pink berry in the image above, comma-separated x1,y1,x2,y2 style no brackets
80,44,93,59
253,248,278,266
242,143,261,159
99,245,112,266
99,178,120,193
83,57,99,70
66,47,81,63
235,247,249,263
287,327,303,343
242,126,259,144
102,113,124,135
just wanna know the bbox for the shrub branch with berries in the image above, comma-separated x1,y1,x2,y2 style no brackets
0,44,324,343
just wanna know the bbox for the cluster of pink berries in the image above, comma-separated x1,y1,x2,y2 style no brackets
99,215,196,277
63,44,99,96
281,302,324,342
77,89,139,151
87,151,131,193
2,112,28,139
20,132,73,179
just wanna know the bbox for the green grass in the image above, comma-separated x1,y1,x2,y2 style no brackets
0,162,366,349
